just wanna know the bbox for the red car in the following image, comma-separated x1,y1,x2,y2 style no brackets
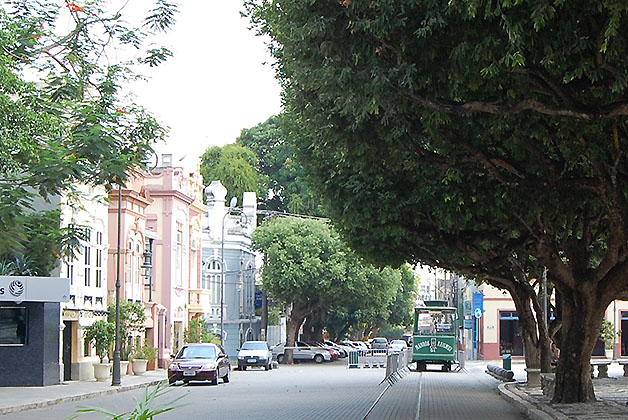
168,343,231,385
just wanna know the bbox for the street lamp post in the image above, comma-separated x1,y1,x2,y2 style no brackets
112,185,122,386
220,201,248,348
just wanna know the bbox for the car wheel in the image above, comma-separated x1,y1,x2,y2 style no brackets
314,354,324,364
223,367,230,383
277,354,285,364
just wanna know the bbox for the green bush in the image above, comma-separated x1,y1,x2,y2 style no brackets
83,320,115,363
131,343,158,363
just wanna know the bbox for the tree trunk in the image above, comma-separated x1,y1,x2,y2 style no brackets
551,286,604,403
495,280,554,373
285,313,305,365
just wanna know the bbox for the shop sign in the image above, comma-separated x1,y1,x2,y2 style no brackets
0,276,70,302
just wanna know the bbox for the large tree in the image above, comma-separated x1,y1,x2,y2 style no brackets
1,1,177,262
247,0,628,403
199,143,260,204
237,116,323,216
251,216,399,363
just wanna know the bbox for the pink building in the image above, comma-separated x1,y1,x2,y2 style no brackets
144,154,207,367
107,175,163,366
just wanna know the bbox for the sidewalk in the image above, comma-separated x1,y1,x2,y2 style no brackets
496,360,628,420
0,370,167,416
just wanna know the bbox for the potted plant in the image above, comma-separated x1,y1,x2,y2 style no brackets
131,343,158,375
83,320,115,381
107,301,146,375
600,320,618,359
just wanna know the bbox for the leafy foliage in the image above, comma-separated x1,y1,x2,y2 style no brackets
237,115,323,216
184,317,220,345
83,320,115,363
131,343,158,364
199,144,260,204
69,382,185,420
107,301,146,361
0,0,177,264
246,0,628,402
252,217,402,345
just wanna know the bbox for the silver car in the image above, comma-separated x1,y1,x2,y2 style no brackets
370,337,388,350
237,341,273,370
271,342,332,363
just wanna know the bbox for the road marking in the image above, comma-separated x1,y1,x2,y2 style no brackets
362,383,391,420
416,372,423,420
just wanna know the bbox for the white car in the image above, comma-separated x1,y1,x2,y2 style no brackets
271,342,332,363
388,339,408,354
237,341,273,370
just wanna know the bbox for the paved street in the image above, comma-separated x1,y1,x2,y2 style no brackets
1,360,528,420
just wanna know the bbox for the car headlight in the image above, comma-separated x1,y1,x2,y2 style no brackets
169,362,180,370
238,356,245,360
201,363,216,371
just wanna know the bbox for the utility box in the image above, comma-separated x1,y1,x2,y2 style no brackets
503,354,512,370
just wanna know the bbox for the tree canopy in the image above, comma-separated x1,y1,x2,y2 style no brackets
251,216,403,360
199,143,260,204
237,115,323,216
247,0,628,403
1,0,177,263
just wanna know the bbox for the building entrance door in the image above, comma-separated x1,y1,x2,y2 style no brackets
62,321,72,381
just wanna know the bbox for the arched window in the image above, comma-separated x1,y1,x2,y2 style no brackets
205,259,222,305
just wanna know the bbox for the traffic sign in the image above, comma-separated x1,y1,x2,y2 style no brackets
474,308,482,319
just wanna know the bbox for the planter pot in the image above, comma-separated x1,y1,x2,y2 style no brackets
120,360,130,376
605,348,614,359
132,359,148,375
93,363,112,382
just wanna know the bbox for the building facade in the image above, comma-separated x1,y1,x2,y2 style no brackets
144,155,207,366
56,185,110,381
202,181,259,358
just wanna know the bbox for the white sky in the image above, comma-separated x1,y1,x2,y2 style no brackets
129,1,283,162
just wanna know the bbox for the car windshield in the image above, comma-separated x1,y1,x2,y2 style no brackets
241,342,268,350
179,346,216,359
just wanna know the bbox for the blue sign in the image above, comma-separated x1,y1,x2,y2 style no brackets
474,308,482,319
254,291,263,309
473,292,483,313
463,318,474,329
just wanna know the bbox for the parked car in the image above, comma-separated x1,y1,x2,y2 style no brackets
271,342,332,363
388,339,408,354
168,343,230,385
339,340,357,349
322,340,349,357
309,342,340,360
352,341,369,350
370,337,389,350
237,341,273,370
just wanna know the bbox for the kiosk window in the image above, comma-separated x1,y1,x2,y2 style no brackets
0,307,27,345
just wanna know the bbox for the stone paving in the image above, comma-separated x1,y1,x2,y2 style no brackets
499,361,628,420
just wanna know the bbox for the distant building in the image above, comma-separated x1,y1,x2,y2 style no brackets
202,180,259,358
144,154,207,366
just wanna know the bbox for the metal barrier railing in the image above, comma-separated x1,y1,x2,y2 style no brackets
347,349,388,368
383,349,412,384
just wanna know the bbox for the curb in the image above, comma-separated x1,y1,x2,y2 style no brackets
0,378,166,416
497,383,570,420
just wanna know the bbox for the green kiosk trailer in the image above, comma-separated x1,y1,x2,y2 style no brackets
412,300,458,371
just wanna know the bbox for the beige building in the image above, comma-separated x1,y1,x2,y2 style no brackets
478,283,628,360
